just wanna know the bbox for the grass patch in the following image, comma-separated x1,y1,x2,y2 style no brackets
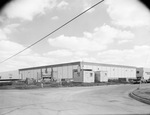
133,88,150,100
0,80,131,90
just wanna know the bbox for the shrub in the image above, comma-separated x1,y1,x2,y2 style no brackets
0,82,13,86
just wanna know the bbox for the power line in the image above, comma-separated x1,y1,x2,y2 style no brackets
0,0,104,64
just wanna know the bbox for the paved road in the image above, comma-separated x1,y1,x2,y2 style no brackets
0,84,150,115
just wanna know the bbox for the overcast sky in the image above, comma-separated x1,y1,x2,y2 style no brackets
0,0,150,72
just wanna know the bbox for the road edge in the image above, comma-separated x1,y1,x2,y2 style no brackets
129,90,150,105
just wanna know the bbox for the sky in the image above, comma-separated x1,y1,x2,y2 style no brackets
0,0,150,72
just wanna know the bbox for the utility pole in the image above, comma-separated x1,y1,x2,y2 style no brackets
137,78,142,90
82,60,84,78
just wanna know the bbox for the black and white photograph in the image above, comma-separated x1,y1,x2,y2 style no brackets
0,0,150,114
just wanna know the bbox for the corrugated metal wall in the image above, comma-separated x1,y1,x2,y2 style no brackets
19,62,136,81
0,70,19,79
19,64,79,80
82,65,136,79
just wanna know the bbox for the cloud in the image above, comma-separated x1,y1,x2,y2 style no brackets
48,24,134,51
0,29,7,40
2,0,56,20
3,23,20,34
105,0,150,27
118,39,131,44
0,40,31,59
48,35,107,51
43,49,91,64
0,40,57,72
82,0,95,13
43,49,73,57
43,49,89,61
57,1,69,9
97,45,150,67
51,16,59,20
0,23,20,41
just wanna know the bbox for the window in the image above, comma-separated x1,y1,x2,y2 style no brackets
90,73,93,77
74,69,78,72
136,71,139,74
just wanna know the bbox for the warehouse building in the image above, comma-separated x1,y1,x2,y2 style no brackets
19,61,136,83
136,68,150,80
0,70,19,80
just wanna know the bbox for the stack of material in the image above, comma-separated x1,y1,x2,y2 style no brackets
25,78,36,85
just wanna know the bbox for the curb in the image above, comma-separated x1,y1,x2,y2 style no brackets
129,91,150,105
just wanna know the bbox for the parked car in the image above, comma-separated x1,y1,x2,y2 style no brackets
141,79,147,83
130,79,141,84
146,79,150,83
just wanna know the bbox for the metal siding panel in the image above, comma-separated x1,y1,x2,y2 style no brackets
37,69,41,80
115,67,119,78
73,65,78,69
53,67,57,71
42,68,45,73
99,66,103,71
83,71,94,83
93,66,98,71
102,66,107,71
110,67,115,78
28,70,31,78
23,71,26,79
118,68,121,78
120,68,123,78
134,69,136,78
31,70,33,78
62,66,68,78
124,68,127,77
33,70,36,80
114,68,116,78
58,67,63,79
130,69,133,77
33,69,38,80
106,67,110,77
68,66,72,78
22,71,25,79
25,71,28,78
83,65,88,69
89,65,93,69
53,67,58,79
122,68,125,78
125,68,128,78
127,68,130,78
47,67,51,73
83,65,92,69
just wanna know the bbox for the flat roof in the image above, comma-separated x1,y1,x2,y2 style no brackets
19,61,80,71
19,61,136,71
82,62,136,69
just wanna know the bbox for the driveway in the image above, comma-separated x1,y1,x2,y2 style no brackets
0,84,150,115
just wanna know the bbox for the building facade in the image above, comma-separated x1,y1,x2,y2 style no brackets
136,68,150,80
0,70,19,80
19,61,136,82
